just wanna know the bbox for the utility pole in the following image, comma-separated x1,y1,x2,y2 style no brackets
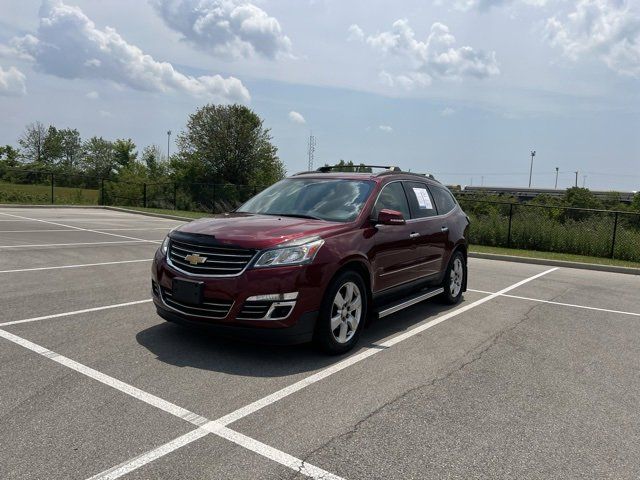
528,150,536,188
167,130,172,159
555,167,559,189
582,175,587,188
307,133,316,171
574,170,579,187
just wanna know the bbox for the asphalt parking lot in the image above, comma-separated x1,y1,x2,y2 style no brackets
1,207,639,480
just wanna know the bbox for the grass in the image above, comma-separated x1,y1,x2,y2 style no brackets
470,244,640,269
116,206,212,219
0,181,99,205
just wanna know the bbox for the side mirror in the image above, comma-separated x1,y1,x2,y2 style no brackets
376,208,406,226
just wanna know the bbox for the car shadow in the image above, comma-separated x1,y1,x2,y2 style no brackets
135,296,475,378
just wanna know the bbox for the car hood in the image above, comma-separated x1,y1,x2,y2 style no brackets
174,213,350,249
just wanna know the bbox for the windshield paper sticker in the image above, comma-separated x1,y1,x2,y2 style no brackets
413,188,433,210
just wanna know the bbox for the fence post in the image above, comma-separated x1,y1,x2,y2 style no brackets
610,211,619,259
173,183,177,210
50,173,54,205
143,183,147,208
506,203,513,247
100,179,105,205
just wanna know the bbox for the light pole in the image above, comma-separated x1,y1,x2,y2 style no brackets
574,170,579,187
528,150,536,188
167,130,172,159
554,167,559,189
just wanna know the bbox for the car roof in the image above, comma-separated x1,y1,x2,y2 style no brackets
289,171,442,185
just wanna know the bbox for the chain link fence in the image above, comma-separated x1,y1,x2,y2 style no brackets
457,198,640,262
0,168,265,213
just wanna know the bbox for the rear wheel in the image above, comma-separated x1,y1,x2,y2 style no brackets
314,271,367,354
440,251,465,304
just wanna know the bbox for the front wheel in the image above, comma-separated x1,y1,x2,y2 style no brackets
313,271,367,354
440,251,466,304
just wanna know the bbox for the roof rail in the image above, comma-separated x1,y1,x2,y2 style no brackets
316,164,401,173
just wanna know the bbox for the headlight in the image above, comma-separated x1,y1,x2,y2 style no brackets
161,235,170,254
254,238,324,268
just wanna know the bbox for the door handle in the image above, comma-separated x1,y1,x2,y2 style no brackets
441,226,449,232
409,232,420,238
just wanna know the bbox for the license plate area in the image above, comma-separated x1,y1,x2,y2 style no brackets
172,278,204,305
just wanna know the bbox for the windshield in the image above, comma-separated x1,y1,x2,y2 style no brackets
238,178,375,222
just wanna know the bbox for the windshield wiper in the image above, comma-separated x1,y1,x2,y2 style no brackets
268,213,324,221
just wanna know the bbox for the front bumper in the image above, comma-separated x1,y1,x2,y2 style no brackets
155,304,317,345
152,248,331,343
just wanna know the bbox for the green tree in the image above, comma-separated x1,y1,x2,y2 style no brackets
323,160,372,172
0,145,20,167
42,126,64,167
59,128,83,171
564,187,602,210
173,104,285,186
141,145,168,179
81,137,115,179
113,138,138,171
18,122,47,164
631,192,640,212
601,191,622,210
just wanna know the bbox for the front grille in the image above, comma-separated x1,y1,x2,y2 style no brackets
237,301,272,320
160,286,233,319
168,238,255,276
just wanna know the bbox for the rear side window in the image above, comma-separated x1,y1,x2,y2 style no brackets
429,184,458,215
404,182,437,219
373,182,411,220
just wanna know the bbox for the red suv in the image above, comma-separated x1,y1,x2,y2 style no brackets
152,166,469,353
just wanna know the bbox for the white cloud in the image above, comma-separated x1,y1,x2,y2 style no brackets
86,90,99,100
347,24,364,42
352,20,499,89
288,110,306,124
446,0,549,12
545,0,640,77
378,125,393,132
151,0,292,60
0,65,26,96
8,0,249,102
441,107,456,116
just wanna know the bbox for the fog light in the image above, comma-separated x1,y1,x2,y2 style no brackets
247,292,298,302
269,305,293,319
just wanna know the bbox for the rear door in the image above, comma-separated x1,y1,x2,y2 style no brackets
403,181,447,276
370,181,425,292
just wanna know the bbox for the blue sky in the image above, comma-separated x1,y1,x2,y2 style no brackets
1,0,639,190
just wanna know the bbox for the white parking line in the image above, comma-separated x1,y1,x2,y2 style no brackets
0,328,344,480
469,288,640,317
0,212,162,244
88,267,559,478
0,299,153,327
0,258,152,274
0,240,153,249
0,228,175,233
0,229,75,233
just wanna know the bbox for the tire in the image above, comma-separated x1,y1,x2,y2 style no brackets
313,270,368,354
440,251,466,305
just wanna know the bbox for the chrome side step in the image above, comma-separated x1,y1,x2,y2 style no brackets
377,287,444,319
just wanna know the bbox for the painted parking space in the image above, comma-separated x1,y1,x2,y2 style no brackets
1,208,639,480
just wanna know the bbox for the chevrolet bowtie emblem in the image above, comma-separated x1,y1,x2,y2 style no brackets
184,253,208,265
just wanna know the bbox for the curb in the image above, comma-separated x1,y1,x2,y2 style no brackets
0,204,102,209
0,204,198,222
469,252,640,276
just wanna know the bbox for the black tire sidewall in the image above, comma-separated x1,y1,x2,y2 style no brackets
314,270,368,354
